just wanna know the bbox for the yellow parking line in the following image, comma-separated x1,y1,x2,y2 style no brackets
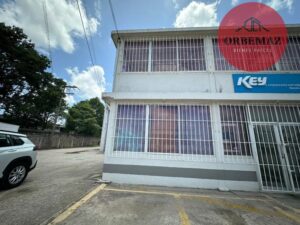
105,187,300,223
263,194,300,214
274,207,300,224
174,195,191,225
47,184,106,225
178,206,191,225
104,187,268,201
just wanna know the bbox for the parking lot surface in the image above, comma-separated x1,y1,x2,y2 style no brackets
0,147,300,225
54,184,300,225
0,147,103,225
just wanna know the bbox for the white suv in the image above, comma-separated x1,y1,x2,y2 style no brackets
0,131,37,189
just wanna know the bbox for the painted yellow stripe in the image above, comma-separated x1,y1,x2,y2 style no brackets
105,187,300,223
178,206,191,225
263,194,300,214
274,207,300,224
48,184,106,225
104,187,268,201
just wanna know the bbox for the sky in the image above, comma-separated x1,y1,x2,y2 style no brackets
0,0,299,106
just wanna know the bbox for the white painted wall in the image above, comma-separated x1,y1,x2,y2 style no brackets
102,29,300,191
103,173,259,192
110,35,300,100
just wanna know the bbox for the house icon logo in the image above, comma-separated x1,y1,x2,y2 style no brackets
218,2,287,71
235,17,270,32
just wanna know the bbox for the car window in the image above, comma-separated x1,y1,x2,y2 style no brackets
10,136,24,146
0,134,12,147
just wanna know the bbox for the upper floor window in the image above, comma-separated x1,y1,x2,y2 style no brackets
122,41,149,72
122,38,207,72
212,38,277,71
278,36,300,71
152,40,177,72
212,39,237,71
178,39,206,71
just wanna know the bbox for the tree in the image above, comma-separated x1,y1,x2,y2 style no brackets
65,98,104,137
0,23,66,128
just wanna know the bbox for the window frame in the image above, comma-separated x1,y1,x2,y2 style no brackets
219,105,253,157
113,103,215,156
121,37,207,73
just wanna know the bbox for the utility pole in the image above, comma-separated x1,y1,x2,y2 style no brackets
51,85,78,134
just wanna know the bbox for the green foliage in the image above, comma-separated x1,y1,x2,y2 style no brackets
0,23,67,128
66,98,104,137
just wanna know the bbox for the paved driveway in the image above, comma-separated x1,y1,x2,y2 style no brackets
0,147,103,225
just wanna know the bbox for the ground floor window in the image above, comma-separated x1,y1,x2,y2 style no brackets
113,104,300,158
180,105,213,155
149,105,179,153
114,105,146,152
220,105,252,156
114,104,213,155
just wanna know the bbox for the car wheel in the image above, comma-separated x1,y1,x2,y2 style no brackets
2,163,28,189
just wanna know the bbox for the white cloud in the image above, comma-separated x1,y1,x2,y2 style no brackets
0,0,99,53
65,95,76,106
174,1,220,28
67,65,105,100
231,0,239,6
172,0,179,9
266,0,293,12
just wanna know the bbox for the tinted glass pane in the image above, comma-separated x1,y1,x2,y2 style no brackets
122,41,149,72
114,105,146,152
276,106,300,123
278,36,300,71
149,105,179,153
220,105,252,156
180,105,213,155
249,105,277,122
212,38,237,71
212,38,276,71
0,134,11,147
152,40,177,72
178,39,206,71
11,136,24,146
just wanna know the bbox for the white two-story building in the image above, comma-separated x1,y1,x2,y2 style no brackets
100,25,300,193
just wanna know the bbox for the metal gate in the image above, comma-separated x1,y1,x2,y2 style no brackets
253,123,300,192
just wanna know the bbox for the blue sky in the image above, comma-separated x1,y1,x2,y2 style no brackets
0,0,299,105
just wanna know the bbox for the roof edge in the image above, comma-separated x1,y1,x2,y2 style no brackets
111,24,300,46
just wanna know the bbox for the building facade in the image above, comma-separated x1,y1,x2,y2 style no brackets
100,25,300,193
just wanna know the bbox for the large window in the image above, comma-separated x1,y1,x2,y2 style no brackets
114,105,146,152
178,39,206,71
152,40,177,72
180,105,213,155
148,105,179,153
212,38,276,71
249,105,300,123
220,105,252,156
114,104,213,155
212,38,237,71
122,41,149,72
122,38,206,72
278,36,300,71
